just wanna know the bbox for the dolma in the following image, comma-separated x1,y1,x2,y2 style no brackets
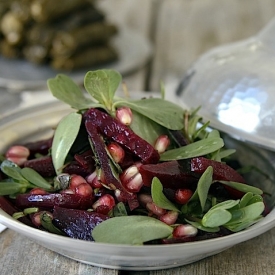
30,0,90,23
0,39,22,59
51,22,118,57
51,45,118,71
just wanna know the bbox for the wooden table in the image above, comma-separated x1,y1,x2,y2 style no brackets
1,1,275,274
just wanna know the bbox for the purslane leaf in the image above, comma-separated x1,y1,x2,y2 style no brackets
160,137,224,161
52,112,82,174
92,215,173,245
151,177,180,212
115,97,185,130
218,180,263,195
84,69,121,111
21,167,52,190
47,74,94,110
197,166,213,211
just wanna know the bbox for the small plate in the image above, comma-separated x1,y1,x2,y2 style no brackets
0,27,152,91
0,97,275,270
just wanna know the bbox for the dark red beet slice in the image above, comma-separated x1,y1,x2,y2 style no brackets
0,196,36,227
24,156,56,177
85,120,123,190
15,193,94,210
74,149,95,171
191,157,246,183
52,206,108,240
191,157,246,198
23,137,53,157
84,108,160,164
139,160,198,189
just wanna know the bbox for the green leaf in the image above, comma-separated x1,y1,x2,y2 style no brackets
115,97,185,130
225,216,263,232
1,166,26,182
219,180,263,195
84,69,122,111
52,112,82,174
227,202,265,225
239,192,254,208
211,200,240,210
185,219,220,233
197,166,213,211
92,215,173,245
0,181,23,195
21,167,52,190
151,177,180,212
130,110,167,145
160,137,224,161
47,74,94,110
1,160,27,182
112,202,128,217
202,208,232,228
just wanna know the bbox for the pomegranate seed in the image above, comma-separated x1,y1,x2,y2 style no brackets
114,189,127,202
175,189,193,204
154,135,170,153
5,145,30,166
146,202,167,216
107,142,125,163
120,164,143,192
159,211,179,225
173,224,198,238
75,183,93,197
60,189,75,194
116,107,133,125
70,174,87,191
31,211,53,227
29,187,48,195
92,194,116,212
86,171,97,184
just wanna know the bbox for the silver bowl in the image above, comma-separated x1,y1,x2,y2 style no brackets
0,96,275,270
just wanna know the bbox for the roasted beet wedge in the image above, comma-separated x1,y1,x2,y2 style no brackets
139,160,198,189
191,157,246,183
15,193,94,210
0,196,35,227
52,206,108,240
84,108,160,164
191,157,246,198
23,155,56,177
23,137,53,157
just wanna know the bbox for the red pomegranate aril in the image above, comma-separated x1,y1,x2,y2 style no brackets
107,142,125,163
5,145,30,166
116,107,133,125
75,183,93,197
146,202,167,216
60,189,75,194
175,188,193,204
120,164,144,192
31,211,53,227
173,224,198,238
91,176,103,189
159,210,179,225
29,187,49,195
69,174,87,190
92,194,116,212
154,135,170,153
